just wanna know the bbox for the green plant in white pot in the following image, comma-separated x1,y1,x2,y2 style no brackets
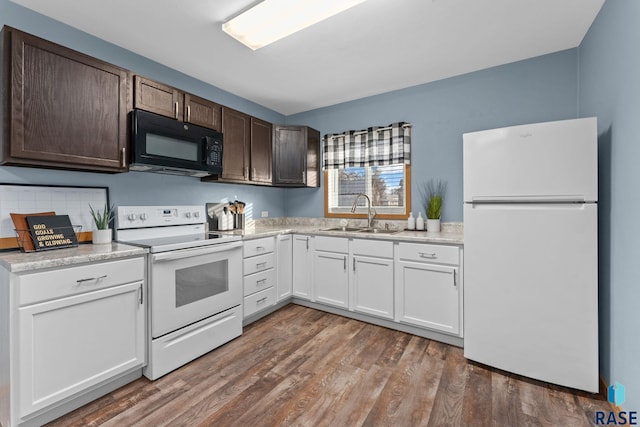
89,203,115,244
420,179,447,232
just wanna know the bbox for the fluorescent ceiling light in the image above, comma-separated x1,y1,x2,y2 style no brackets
222,0,367,50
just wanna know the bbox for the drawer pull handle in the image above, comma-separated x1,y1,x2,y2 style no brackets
256,262,267,270
257,278,267,285
257,297,268,304
255,246,265,252
419,252,437,258
76,274,107,284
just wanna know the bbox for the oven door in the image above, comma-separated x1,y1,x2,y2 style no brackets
150,241,242,338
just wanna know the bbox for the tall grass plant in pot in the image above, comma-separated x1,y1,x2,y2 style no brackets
89,203,115,244
420,179,447,233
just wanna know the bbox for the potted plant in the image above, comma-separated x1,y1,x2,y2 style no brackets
420,179,447,232
89,203,115,244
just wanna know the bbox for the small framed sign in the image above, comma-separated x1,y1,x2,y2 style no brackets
26,215,78,251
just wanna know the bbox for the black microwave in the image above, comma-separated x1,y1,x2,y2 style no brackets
130,109,223,177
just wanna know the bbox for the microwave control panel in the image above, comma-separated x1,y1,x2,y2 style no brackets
205,137,223,167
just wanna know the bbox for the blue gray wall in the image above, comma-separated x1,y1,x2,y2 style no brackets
287,50,579,220
0,0,288,219
579,0,639,411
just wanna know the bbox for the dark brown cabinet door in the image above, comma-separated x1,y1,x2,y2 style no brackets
134,76,181,119
305,127,320,187
184,93,222,131
134,76,221,131
2,27,130,172
273,125,320,187
250,118,272,184
221,107,250,181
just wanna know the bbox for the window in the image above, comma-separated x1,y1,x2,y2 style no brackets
325,164,410,218
323,123,411,219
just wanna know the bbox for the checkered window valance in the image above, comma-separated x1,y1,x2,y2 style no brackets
323,122,411,170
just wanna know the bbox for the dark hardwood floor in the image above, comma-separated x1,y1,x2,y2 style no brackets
47,304,612,426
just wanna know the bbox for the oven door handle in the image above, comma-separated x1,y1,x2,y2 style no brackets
151,241,243,262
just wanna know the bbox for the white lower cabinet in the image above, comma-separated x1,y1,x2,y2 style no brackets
243,237,276,318
351,256,394,319
395,242,462,336
18,281,145,418
2,256,146,427
313,236,349,308
313,251,349,308
276,234,292,301
350,239,394,319
292,235,313,300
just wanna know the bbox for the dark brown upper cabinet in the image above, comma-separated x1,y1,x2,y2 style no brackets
1,26,131,172
220,106,251,182
250,117,272,184
273,125,320,187
133,76,222,131
202,110,275,186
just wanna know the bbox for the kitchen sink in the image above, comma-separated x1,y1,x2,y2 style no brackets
322,226,363,232
357,228,398,234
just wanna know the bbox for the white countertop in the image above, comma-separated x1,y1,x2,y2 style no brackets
0,219,462,273
218,221,464,245
0,242,148,273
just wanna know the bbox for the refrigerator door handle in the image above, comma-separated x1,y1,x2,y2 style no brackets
468,202,594,212
469,195,589,204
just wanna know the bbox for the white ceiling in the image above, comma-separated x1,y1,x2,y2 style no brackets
11,0,605,116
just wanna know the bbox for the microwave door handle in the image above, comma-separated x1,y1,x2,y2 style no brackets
202,137,209,163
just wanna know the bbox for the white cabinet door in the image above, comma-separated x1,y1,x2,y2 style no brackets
18,281,145,418
276,234,292,301
351,255,394,319
292,235,312,300
313,251,349,308
395,261,459,335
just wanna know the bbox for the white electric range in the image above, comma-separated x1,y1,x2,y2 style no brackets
115,205,243,380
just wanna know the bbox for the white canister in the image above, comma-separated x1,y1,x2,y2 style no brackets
220,208,229,230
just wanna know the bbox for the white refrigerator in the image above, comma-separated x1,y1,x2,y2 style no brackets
463,117,599,393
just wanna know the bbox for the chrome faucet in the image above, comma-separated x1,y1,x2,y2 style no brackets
351,193,376,229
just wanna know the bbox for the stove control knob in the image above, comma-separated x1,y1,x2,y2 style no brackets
127,213,137,221
185,212,192,218
193,211,200,218
140,213,148,221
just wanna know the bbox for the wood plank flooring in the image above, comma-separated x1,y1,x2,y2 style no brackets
47,304,613,426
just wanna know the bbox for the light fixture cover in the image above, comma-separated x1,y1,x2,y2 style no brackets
222,0,367,50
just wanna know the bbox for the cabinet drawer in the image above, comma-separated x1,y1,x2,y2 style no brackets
352,239,393,258
244,268,276,296
244,237,275,257
18,257,145,306
244,286,276,318
243,252,275,276
398,242,459,265
314,236,348,253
